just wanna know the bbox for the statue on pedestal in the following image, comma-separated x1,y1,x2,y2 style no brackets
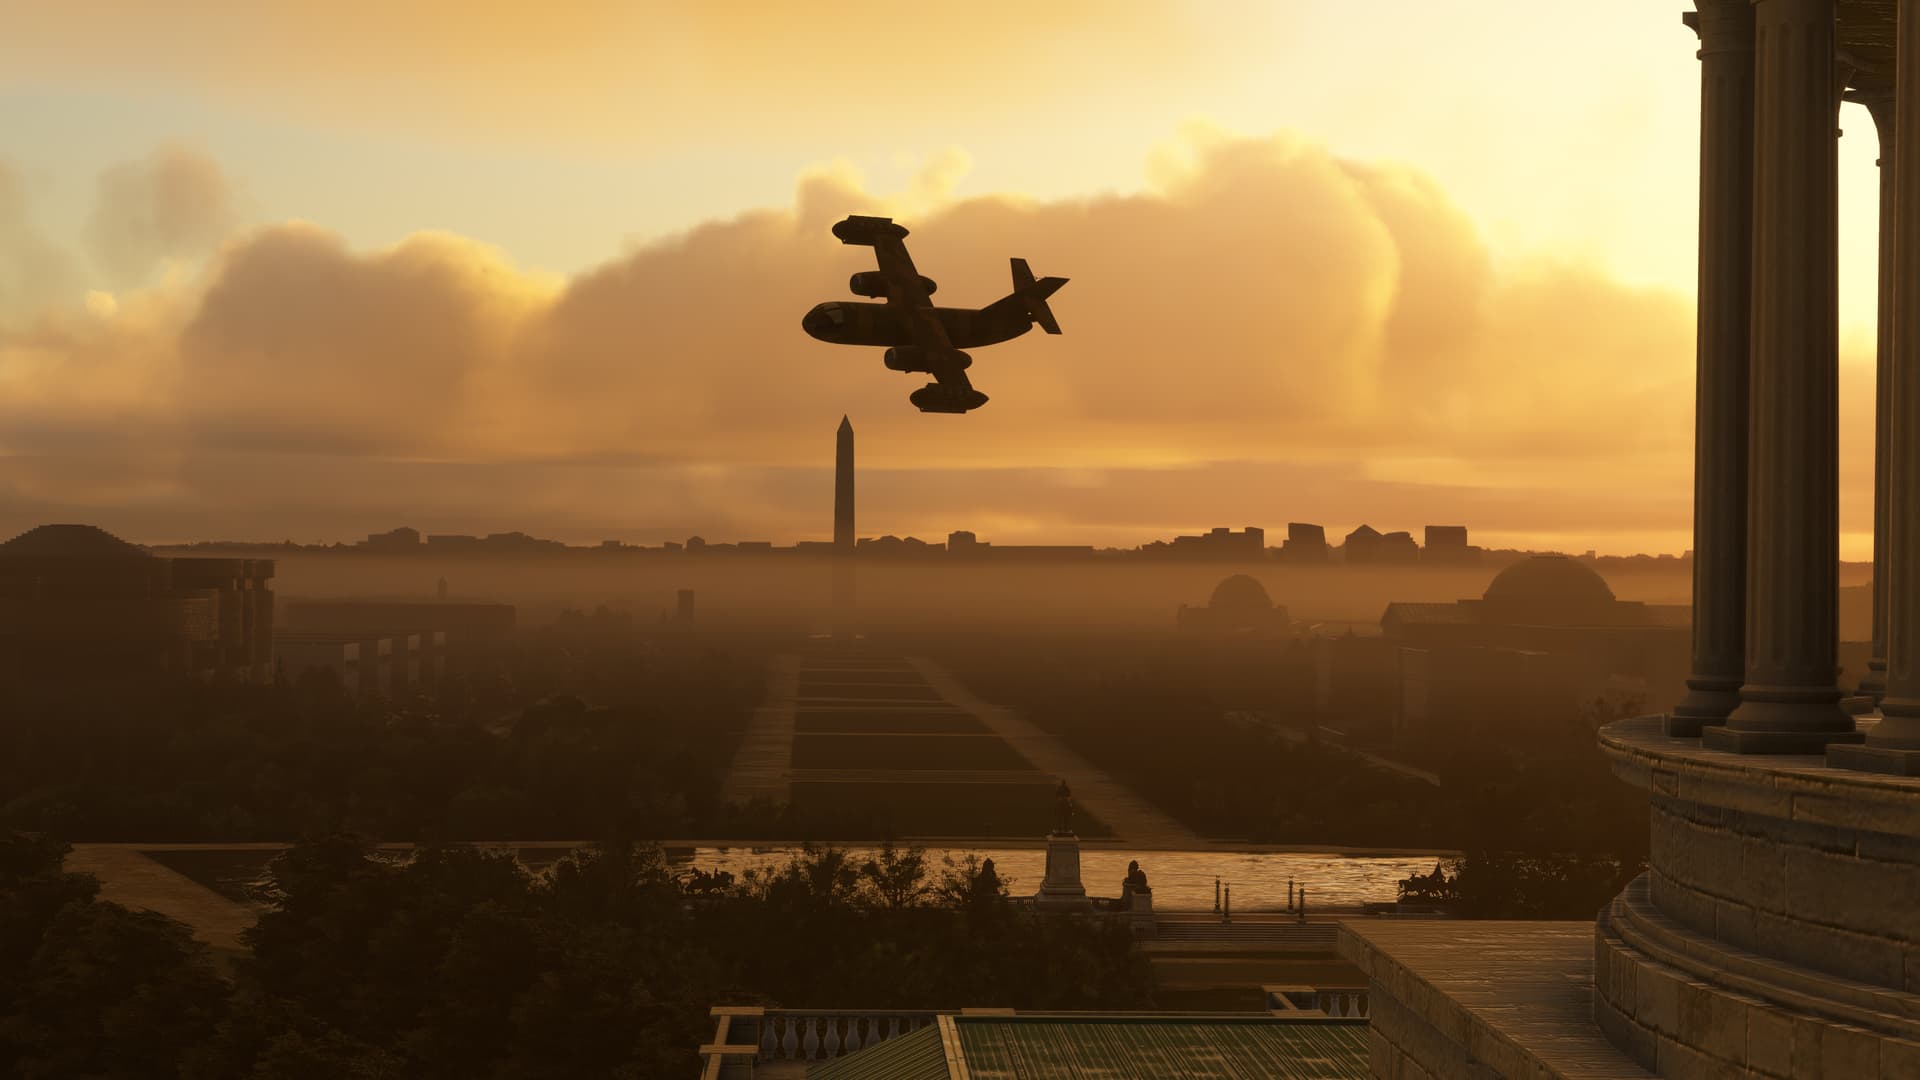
1035,785,1090,910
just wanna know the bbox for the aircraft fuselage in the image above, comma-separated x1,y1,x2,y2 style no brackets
800,301,1033,350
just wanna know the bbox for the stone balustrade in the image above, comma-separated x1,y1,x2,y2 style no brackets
1266,984,1370,1018
698,1006,946,1076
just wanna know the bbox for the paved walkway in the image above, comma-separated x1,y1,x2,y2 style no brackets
63,845,257,966
908,656,1205,849
723,652,800,806
1339,920,1651,1079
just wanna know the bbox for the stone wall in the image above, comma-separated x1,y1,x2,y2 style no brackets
1595,717,1920,1077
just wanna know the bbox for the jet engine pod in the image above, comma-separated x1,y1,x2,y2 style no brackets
849,270,936,298
884,347,969,373
832,215,910,244
883,346,928,373
910,382,989,414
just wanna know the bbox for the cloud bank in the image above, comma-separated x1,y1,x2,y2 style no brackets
0,128,1871,551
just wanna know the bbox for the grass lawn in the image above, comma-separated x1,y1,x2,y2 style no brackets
795,710,987,734
792,733,1033,771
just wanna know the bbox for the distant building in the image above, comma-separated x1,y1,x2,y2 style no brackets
1311,556,1690,745
1420,525,1479,564
1394,645,1595,748
939,532,1094,559
1176,573,1290,634
1312,633,1401,740
1381,555,1688,665
1382,553,1681,722
1281,522,1329,562
420,531,565,554
0,524,274,685
278,599,514,679
972,544,1097,559
274,629,445,700
482,531,566,553
360,526,421,552
1167,526,1265,559
1340,524,1418,564
856,535,942,557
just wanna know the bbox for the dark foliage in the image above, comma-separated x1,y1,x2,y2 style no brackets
0,630,768,842
0,834,228,1079
0,832,1154,1076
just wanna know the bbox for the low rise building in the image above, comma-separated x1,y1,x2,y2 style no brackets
0,524,274,685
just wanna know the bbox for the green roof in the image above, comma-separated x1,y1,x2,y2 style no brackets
811,1017,1369,1080
809,1025,949,1080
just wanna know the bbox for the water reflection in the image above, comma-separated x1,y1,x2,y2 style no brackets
663,847,1434,911
154,844,1442,912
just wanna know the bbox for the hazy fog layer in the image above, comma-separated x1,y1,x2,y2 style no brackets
263,555,1818,635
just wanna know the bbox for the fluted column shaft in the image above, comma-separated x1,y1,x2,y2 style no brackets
1707,0,1859,752
1861,91,1896,702
1672,0,1757,735
1833,0,1920,772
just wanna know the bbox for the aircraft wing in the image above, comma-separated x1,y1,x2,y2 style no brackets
834,215,984,411
926,349,978,395
869,235,952,340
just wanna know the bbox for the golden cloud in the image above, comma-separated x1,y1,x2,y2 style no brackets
86,142,237,286
0,129,1875,550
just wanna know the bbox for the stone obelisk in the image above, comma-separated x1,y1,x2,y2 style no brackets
832,416,855,638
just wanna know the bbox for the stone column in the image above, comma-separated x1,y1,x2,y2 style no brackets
1705,0,1861,753
1858,87,1895,703
1671,1,1756,735
1833,0,1920,774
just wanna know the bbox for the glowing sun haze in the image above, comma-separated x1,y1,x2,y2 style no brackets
0,1,1888,556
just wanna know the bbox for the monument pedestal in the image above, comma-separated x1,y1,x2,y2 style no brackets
1033,831,1090,911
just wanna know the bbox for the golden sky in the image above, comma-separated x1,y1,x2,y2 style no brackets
0,2,1890,555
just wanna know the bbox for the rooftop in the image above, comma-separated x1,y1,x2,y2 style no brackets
805,1014,1370,1080
1483,554,1615,607
0,523,149,559
1337,920,1650,1079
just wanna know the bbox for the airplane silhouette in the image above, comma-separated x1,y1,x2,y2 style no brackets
800,215,1068,413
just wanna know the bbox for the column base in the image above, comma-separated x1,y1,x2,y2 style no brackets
1713,691,1857,753
1857,659,1887,701
1667,678,1741,736
1701,724,1863,754
1826,742,1920,775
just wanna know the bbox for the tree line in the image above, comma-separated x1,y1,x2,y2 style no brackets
0,832,1151,1077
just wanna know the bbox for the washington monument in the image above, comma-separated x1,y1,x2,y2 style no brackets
832,415,855,637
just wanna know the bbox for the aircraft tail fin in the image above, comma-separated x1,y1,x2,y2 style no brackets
1010,257,1067,334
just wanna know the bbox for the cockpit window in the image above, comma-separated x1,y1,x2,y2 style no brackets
826,305,846,326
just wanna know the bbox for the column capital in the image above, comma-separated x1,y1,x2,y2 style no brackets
1845,85,1896,155
1685,2,1755,56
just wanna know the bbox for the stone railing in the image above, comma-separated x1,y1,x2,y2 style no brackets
698,1007,946,1077
1264,984,1370,1018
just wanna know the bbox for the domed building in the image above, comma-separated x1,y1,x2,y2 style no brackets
1313,556,1690,744
1382,555,1686,646
0,523,274,685
1176,573,1290,634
